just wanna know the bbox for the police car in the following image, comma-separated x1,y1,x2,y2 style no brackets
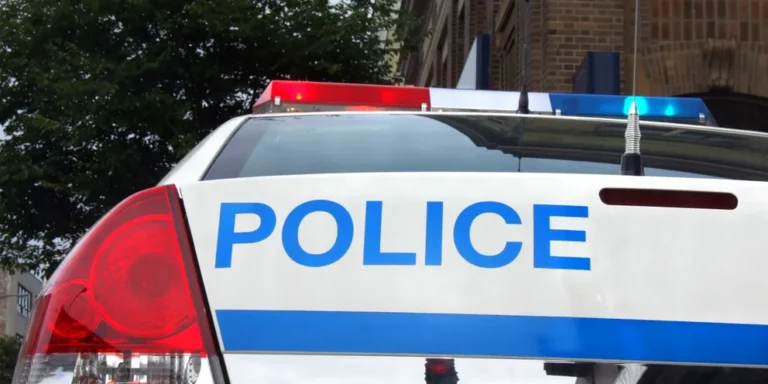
13,81,768,384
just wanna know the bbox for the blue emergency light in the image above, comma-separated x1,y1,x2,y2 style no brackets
548,93,714,123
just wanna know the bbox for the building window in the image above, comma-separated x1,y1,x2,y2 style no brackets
17,284,31,318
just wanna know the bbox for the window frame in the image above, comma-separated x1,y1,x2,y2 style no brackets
17,284,31,318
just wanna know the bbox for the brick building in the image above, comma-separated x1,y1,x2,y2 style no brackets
398,0,768,129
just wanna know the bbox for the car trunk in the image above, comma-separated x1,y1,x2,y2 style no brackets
178,171,768,382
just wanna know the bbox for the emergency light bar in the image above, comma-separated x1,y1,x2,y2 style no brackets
253,80,715,124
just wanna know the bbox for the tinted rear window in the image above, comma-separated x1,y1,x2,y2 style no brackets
205,114,768,181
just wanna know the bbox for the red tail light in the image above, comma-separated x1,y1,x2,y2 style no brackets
13,185,223,384
425,358,456,374
428,363,449,374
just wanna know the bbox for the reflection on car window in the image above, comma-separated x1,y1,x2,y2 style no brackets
206,114,521,180
521,158,720,179
205,114,766,181
238,116,517,177
224,355,579,384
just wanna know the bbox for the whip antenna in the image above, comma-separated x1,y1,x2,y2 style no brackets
517,0,531,114
620,0,644,176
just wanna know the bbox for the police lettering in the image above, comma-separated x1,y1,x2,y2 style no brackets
215,200,590,271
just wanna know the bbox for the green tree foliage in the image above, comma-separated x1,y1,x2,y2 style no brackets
0,0,420,274
0,335,20,383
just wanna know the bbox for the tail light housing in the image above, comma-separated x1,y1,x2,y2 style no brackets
425,358,458,384
12,185,225,384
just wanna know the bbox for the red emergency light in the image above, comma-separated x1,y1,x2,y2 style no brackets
253,80,431,113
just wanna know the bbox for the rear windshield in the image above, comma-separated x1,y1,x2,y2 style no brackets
205,114,768,181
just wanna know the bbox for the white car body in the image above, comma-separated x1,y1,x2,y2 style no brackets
14,107,768,384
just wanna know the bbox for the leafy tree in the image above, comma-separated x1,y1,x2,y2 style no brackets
0,335,20,383
0,0,420,275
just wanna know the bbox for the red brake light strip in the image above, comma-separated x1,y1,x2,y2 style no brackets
599,188,738,210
